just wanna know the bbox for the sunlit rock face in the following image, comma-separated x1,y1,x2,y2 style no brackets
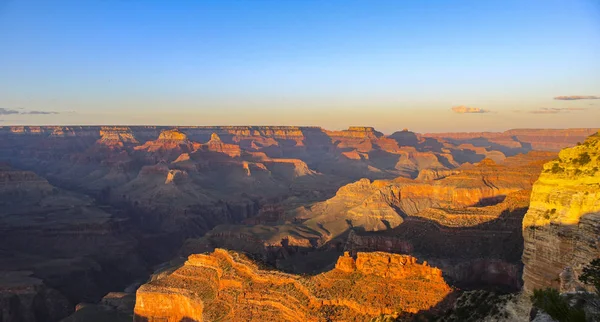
522,132,600,293
135,129,196,155
206,133,240,156
134,249,451,322
97,127,139,147
292,152,552,243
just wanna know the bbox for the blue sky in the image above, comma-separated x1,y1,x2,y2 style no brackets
0,0,599,132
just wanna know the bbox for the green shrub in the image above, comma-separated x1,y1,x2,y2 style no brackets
550,163,563,173
530,288,586,322
572,152,591,166
580,258,600,296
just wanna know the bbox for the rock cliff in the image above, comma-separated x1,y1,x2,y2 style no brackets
522,132,600,293
134,249,451,321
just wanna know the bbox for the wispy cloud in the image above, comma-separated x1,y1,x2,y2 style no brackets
0,108,60,115
451,105,490,114
0,108,21,115
554,95,600,100
25,110,59,115
530,107,587,114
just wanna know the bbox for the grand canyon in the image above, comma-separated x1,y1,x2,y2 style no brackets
2,2,599,321
0,126,598,321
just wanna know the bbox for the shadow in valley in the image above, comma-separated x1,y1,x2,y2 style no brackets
133,211,600,322
347,205,528,292
190,200,528,293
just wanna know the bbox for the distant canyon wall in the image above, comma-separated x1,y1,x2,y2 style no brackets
424,128,599,152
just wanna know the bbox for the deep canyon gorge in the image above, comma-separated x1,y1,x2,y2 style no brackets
0,126,598,321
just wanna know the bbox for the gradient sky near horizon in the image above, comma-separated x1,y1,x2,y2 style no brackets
0,0,599,133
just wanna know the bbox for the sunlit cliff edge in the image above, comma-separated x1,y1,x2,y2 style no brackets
522,131,600,293
133,249,451,321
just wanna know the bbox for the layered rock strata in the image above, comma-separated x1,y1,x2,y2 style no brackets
134,249,451,321
522,132,600,293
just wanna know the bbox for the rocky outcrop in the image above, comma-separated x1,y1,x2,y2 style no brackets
134,249,451,321
96,127,138,148
134,129,197,162
416,168,460,181
522,132,600,293
199,133,241,157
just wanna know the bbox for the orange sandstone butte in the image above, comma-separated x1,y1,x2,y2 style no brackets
134,249,452,322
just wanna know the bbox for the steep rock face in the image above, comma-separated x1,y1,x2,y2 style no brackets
522,132,600,293
134,249,451,322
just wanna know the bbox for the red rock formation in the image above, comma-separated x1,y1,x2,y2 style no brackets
96,126,139,148
134,249,451,321
134,129,198,162
198,133,242,157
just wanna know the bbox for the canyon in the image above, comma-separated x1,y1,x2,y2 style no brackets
182,152,554,291
0,126,597,321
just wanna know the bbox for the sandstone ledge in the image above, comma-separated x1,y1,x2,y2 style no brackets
134,249,451,321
